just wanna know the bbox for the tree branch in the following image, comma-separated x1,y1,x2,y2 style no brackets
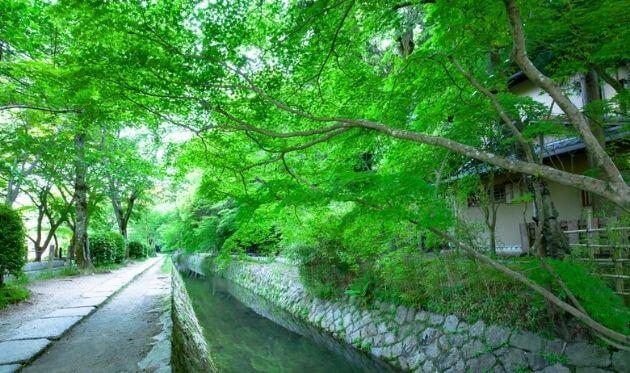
429,227,630,347
211,104,626,208
502,0,627,195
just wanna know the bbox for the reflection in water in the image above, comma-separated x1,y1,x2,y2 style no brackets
182,272,393,373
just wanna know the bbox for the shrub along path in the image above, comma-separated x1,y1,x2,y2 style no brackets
21,257,171,373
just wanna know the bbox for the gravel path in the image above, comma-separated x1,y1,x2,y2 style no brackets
22,258,171,373
0,260,153,340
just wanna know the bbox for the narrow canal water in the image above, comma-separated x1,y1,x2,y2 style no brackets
182,272,393,373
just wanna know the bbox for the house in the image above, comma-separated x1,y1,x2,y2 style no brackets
458,68,628,255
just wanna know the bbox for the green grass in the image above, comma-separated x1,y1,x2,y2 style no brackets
94,262,127,273
6,266,81,286
29,266,81,281
0,284,30,309
160,257,172,274
300,248,630,336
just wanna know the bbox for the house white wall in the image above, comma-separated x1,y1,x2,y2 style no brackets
460,180,586,250
510,68,628,116
458,68,627,252
510,78,583,116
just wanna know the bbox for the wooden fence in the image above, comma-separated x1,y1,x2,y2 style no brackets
520,218,629,299
563,219,629,298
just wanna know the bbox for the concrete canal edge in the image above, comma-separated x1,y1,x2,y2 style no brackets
175,252,630,373
171,268,217,373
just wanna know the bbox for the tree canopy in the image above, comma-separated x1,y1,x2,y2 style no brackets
1,0,628,347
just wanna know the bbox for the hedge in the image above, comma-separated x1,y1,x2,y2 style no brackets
90,233,117,266
129,240,149,259
106,232,126,263
0,205,27,286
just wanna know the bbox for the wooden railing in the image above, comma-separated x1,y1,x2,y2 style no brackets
520,218,629,299
564,222,629,298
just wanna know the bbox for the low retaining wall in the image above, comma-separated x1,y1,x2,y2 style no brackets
23,259,68,272
171,269,216,373
178,253,629,373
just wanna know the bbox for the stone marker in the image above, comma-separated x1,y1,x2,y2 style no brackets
43,306,95,318
0,339,51,364
8,316,82,340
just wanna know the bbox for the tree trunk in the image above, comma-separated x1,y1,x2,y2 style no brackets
73,130,93,270
581,69,606,213
527,177,569,258
5,159,20,207
35,247,44,262
120,222,129,258
489,225,497,256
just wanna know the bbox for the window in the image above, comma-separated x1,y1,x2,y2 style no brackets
467,184,506,207
493,184,506,203
467,195,479,207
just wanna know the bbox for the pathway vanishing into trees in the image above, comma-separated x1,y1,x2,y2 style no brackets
21,260,171,372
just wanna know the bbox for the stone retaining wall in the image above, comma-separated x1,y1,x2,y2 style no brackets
171,269,216,373
179,253,629,373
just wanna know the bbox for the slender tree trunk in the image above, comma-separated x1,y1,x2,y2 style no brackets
119,223,128,241
481,174,499,256
110,188,136,258
119,221,129,257
35,248,44,262
489,224,497,256
54,234,59,258
5,158,20,207
5,178,16,207
581,69,606,213
73,130,92,270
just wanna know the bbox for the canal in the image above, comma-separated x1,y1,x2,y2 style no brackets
182,272,393,372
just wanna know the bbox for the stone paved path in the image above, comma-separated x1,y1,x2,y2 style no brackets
0,257,168,372
0,259,158,339
21,258,171,373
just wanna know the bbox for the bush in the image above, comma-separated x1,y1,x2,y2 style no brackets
129,240,148,258
0,205,27,286
105,232,126,263
298,238,354,299
223,223,281,256
0,284,29,309
90,233,117,266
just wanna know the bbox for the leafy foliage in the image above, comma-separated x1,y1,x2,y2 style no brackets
0,0,628,343
526,259,630,334
89,233,117,266
105,231,126,264
128,241,149,259
0,205,27,286
0,284,30,309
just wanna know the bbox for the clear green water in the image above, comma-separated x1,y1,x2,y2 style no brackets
183,273,392,373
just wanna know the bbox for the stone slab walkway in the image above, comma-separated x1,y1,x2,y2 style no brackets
21,258,171,373
0,257,162,372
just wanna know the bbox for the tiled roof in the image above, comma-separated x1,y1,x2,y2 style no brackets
454,124,627,178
